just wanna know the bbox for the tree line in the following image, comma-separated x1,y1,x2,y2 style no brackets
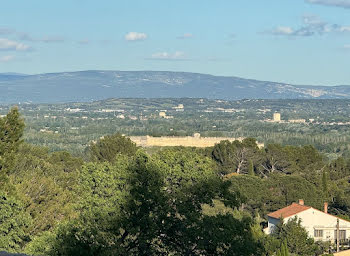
0,107,345,255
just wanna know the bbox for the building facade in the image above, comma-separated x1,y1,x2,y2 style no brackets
273,113,281,122
265,200,350,243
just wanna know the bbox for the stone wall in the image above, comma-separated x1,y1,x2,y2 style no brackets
129,135,264,148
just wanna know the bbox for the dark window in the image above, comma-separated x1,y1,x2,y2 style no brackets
334,230,346,240
314,230,323,237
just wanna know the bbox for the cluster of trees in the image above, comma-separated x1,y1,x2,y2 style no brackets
1,108,347,255
211,139,350,219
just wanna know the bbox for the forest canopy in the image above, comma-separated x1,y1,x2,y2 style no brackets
0,108,347,255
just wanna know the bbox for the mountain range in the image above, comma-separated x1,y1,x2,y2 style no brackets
0,70,349,103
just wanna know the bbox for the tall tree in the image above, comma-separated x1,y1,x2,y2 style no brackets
212,138,261,175
248,160,255,176
0,190,31,253
322,169,329,194
272,217,318,255
0,107,25,174
87,133,138,162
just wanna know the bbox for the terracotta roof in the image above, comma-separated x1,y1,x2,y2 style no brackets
268,203,311,219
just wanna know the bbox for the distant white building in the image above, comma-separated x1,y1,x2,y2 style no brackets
273,113,281,122
288,119,306,123
159,111,167,118
173,104,184,112
265,200,350,243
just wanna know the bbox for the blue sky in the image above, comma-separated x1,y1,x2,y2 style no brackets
0,0,349,85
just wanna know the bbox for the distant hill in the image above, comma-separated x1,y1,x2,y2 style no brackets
0,70,349,103
0,72,28,81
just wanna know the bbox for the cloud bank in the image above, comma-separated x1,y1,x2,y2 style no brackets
0,38,31,51
268,15,350,37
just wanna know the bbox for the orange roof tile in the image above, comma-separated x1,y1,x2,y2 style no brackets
268,203,311,219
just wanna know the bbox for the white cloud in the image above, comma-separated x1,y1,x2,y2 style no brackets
149,51,188,60
0,55,14,62
268,15,350,37
125,32,147,41
344,44,350,49
271,26,295,35
0,38,31,51
339,26,350,32
177,33,193,39
306,0,350,9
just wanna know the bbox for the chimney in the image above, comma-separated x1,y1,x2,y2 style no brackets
299,199,304,205
324,202,328,214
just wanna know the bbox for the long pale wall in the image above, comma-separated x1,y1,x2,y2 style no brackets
129,135,264,148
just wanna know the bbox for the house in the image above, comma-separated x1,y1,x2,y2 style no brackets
265,199,350,243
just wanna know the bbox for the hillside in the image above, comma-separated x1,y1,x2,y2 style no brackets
0,71,349,103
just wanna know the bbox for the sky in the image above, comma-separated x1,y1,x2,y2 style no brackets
0,0,350,85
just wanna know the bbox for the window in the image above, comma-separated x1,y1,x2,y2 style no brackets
334,230,346,241
314,230,323,238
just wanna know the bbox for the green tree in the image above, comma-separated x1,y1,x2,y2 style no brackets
281,240,289,256
0,107,25,157
267,174,324,211
322,169,329,194
229,175,271,216
31,150,262,255
0,190,31,253
262,144,291,175
0,107,25,191
272,217,318,255
212,138,261,175
10,143,79,237
248,160,255,176
87,133,138,162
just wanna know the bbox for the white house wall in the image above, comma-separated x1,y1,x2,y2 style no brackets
266,217,280,234
284,208,350,242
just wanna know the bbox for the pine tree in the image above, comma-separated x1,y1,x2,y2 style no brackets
322,169,328,194
0,106,25,156
282,240,289,256
0,107,25,189
248,160,255,176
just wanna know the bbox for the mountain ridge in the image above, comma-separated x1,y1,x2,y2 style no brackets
0,70,349,103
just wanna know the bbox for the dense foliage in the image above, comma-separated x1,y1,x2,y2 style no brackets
1,107,348,255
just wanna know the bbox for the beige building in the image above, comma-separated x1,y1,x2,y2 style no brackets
159,111,167,118
273,113,281,122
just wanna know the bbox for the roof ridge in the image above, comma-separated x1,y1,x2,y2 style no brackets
268,202,311,219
